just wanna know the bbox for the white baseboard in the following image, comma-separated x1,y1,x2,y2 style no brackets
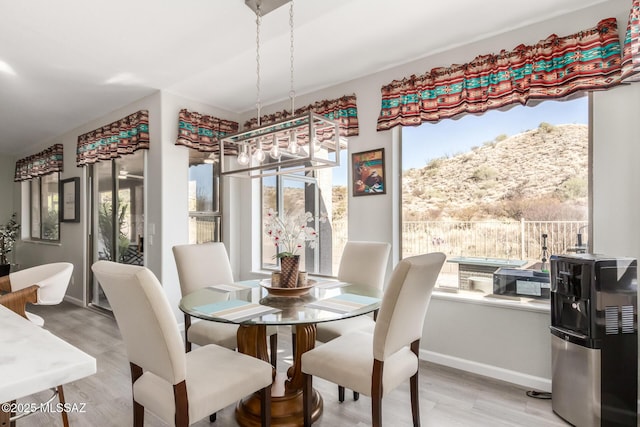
63,295,84,307
419,349,552,393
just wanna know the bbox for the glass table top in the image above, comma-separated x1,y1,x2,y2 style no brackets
179,279,382,326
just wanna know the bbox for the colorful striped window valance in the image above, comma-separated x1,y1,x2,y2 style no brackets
76,110,150,166
243,94,359,137
175,109,239,152
14,143,63,182
377,18,623,130
622,0,640,82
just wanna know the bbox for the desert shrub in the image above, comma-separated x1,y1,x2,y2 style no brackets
539,122,556,133
453,206,478,221
471,166,498,181
495,134,508,142
557,177,587,200
425,157,444,170
499,196,587,221
411,186,425,197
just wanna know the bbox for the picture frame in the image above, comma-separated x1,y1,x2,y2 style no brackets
352,148,385,196
60,177,80,223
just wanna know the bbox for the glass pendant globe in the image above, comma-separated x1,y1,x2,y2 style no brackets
237,150,249,165
270,144,281,159
254,147,266,162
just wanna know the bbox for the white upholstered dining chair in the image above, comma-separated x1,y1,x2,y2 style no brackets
316,241,391,343
0,262,73,326
301,252,446,427
92,261,273,427
172,242,279,366
0,262,74,427
302,241,390,402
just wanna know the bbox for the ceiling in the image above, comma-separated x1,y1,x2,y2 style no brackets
0,0,613,155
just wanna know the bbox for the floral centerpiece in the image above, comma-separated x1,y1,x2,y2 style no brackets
264,208,325,287
0,213,20,272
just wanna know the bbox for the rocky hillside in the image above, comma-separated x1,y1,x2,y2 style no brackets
402,123,588,221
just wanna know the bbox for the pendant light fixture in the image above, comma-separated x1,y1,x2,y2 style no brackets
219,0,345,178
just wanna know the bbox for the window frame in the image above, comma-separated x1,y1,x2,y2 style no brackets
398,97,591,289
28,172,61,242
260,167,345,278
187,152,222,244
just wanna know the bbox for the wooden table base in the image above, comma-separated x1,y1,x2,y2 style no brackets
235,373,322,427
235,323,321,426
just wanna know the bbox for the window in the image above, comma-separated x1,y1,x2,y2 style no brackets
29,172,60,241
401,97,589,288
188,151,221,243
261,152,348,276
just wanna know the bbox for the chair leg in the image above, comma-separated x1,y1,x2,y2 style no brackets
371,359,384,427
270,333,278,367
303,373,313,427
0,402,11,427
57,385,69,427
174,380,189,427
130,363,144,427
338,385,345,402
353,391,359,401
184,314,192,353
259,385,271,427
410,371,420,427
133,401,144,427
410,340,421,427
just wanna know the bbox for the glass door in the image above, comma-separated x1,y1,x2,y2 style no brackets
89,151,145,311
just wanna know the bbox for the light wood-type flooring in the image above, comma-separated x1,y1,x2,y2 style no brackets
17,302,569,426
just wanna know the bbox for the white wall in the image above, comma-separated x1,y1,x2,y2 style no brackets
592,83,640,261
157,91,241,321
0,155,16,226
592,83,640,393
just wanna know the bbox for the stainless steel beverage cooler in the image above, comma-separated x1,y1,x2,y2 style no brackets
550,254,637,426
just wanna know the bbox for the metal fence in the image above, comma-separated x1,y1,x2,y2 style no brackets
402,219,588,261
188,214,222,244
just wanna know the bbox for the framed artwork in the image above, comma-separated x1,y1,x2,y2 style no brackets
352,148,385,196
60,177,80,222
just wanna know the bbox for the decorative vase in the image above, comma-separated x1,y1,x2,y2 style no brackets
280,255,300,288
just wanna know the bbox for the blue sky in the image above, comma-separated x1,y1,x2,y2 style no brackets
401,97,588,170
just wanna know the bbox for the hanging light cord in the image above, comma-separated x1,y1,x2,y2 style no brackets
255,1,262,127
289,0,295,115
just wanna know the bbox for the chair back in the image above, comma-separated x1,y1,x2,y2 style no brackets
172,243,234,296
337,241,391,290
373,252,445,361
91,261,186,385
9,262,73,305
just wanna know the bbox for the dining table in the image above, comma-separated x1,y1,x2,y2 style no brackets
179,278,382,427
0,304,96,426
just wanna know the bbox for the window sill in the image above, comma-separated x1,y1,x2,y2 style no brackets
432,288,549,313
21,239,62,247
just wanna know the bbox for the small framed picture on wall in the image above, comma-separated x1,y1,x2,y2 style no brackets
60,177,80,222
352,148,385,196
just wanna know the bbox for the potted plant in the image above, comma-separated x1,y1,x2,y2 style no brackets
0,213,20,276
264,208,325,288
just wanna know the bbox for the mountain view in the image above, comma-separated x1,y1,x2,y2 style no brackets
401,123,588,222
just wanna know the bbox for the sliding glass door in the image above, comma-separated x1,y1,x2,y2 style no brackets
88,151,145,311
